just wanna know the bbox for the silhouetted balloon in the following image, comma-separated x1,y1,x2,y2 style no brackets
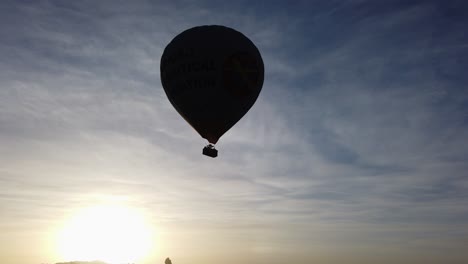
160,25,264,154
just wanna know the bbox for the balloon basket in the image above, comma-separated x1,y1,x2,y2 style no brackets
203,144,218,158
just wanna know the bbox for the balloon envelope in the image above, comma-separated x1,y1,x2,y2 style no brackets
160,25,264,144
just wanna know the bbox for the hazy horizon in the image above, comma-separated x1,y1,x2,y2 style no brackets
1,1,468,264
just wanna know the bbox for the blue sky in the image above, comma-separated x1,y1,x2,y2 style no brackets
1,1,468,264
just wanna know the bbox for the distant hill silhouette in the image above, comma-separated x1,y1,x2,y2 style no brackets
55,258,171,264
56,261,107,264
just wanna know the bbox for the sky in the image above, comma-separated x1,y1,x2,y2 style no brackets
1,0,468,264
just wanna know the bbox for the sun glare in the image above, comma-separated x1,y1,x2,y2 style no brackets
56,204,154,264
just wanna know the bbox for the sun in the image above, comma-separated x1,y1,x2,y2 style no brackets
56,204,154,264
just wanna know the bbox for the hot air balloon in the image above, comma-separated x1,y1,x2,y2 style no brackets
160,25,264,157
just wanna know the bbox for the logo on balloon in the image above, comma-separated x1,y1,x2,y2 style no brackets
223,52,262,98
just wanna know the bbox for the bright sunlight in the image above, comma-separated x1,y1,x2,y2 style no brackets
56,204,154,264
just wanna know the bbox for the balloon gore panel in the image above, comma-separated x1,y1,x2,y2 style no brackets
160,25,264,144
